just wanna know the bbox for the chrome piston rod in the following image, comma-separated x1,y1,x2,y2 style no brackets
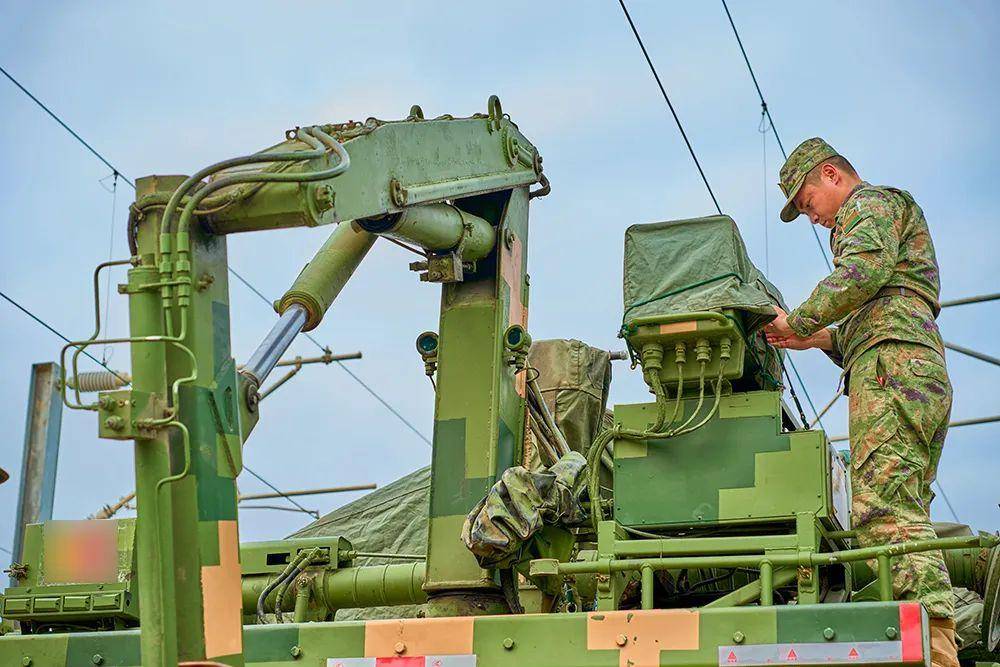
243,303,308,386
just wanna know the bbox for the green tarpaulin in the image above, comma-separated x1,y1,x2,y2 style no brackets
623,215,787,334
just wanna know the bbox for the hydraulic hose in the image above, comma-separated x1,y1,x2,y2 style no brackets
672,364,725,438
257,549,312,624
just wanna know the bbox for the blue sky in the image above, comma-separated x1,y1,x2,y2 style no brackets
1,1,997,549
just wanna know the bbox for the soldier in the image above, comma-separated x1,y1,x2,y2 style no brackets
763,138,959,667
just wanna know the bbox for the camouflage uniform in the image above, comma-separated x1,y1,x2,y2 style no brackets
779,139,954,619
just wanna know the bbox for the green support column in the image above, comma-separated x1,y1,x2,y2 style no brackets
423,188,529,616
127,176,244,665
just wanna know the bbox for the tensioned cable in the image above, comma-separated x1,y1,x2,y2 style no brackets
1,289,126,382
615,0,819,429
616,0,722,216
719,2,967,518
242,464,319,520
720,0,833,273
229,268,433,446
1,65,134,189
2,64,431,447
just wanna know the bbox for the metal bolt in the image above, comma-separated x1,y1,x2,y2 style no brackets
823,627,836,640
733,631,746,644
885,626,898,639
21,658,32,667
92,655,104,665
290,645,302,658
504,229,515,249
105,416,126,432
394,642,406,655
615,634,628,647
502,637,515,650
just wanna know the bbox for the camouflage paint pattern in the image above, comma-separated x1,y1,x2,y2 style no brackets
777,137,839,222
849,341,954,620
786,183,944,373
0,601,929,666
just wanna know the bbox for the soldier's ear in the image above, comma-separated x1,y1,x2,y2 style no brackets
820,162,840,185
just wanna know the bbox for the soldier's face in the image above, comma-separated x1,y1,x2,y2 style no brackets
794,181,841,229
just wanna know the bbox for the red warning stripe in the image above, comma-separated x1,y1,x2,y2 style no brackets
898,602,923,663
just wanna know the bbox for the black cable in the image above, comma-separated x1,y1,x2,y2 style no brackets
1,65,135,189
719,0,833,273
0,289,127,383
242,465,319,519
615,2,824,432
616,0,723,216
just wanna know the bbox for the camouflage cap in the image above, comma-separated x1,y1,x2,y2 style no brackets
778,137,839,222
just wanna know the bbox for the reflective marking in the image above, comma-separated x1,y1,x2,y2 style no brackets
327,657,476,667
718,641,906,665
898,602,924,663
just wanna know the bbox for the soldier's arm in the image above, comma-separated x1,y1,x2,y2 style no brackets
785,192,902,337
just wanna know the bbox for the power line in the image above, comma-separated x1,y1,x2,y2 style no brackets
0,289,125,381
615,1,821,430
231,267,433,446
242,465,319,520
616,0,722,216
720,0,833,273
2,63,432,448
1,65,134,189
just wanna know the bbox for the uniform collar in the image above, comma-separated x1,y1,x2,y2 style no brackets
833,181,871,236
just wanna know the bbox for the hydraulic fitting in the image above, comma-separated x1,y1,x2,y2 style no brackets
674,341,687,366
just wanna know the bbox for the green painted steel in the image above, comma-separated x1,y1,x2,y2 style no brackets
276,223,377,332
0,602,930,666
613,390,834,528
424,188,529,614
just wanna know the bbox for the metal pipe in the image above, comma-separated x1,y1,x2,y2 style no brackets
830,414,1000,442
546,535,997,576
274,351,363,367
944,340,1000,367
242,304,308,387
877,553,893,601
940,292,1000,308
704,567,798,608
238,484,376,501
759,561,773,606
640,564,654,609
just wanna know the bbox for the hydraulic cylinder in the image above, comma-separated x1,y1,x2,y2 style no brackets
277,222,377,331
357,203,495,261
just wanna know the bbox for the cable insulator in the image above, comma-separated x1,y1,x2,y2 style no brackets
67,370,131,393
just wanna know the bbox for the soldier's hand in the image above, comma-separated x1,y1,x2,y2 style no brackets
764,306,794,338
766,333,814,350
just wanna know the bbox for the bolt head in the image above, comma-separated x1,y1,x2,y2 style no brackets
885,626,898,639
394,642,406,655
290,645,302,658
733,631,746,644
22,658,32,667
823,627,836,640
92,655,104,665
615,634,628,647
502,637,515,650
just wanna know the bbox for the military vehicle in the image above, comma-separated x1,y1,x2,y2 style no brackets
0,98,996,667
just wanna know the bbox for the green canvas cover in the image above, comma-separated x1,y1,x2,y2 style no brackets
622,215,787,335
523,339,612,469
289,340,612,618
289,466,430,620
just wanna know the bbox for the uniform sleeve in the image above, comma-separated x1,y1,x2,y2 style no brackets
786,192,901,337
823,327,844,368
